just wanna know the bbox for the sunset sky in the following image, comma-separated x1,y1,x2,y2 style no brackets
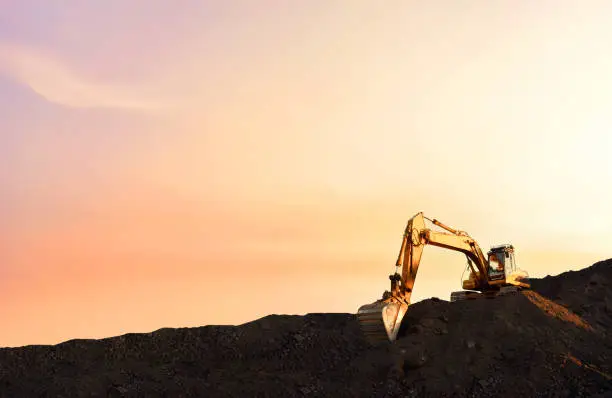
1,1,610,347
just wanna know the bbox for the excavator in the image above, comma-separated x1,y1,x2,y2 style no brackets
356,212,530,342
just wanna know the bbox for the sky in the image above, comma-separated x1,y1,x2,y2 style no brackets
0,1,610,347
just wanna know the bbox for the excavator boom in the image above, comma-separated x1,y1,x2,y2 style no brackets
356,214,425,341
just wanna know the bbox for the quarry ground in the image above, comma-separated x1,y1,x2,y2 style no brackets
0,259,611,397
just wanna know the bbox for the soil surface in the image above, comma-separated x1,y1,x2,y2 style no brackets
1,259,611,397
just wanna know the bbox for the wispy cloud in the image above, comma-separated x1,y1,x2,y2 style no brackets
0,41,163,111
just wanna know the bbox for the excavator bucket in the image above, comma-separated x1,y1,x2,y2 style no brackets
356,300,408,342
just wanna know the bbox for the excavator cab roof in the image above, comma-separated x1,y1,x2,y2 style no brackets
488,245,515,261
490,244,514,252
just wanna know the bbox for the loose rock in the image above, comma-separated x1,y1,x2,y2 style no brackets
0,260,610,397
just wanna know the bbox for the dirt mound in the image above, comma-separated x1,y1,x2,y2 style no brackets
0,259,611,397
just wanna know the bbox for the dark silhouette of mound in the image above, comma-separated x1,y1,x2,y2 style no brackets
1,260,610,397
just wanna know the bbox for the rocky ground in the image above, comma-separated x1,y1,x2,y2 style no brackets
0,259,611,397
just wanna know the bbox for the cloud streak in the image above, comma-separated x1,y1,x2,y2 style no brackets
0,41,163,111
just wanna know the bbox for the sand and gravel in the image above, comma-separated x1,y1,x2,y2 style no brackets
0,259,610,397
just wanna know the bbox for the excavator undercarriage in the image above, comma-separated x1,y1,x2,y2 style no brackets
356,212,530,343
450,285,521,302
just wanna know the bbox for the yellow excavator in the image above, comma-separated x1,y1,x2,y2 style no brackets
356,212,530,342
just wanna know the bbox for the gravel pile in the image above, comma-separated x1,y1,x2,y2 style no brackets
1,259,610,397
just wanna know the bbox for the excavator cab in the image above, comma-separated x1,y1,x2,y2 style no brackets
485,244,530,288
493,244,530,289
487,244,514,282
460,244,529,293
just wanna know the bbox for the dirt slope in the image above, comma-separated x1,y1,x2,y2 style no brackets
1,259,611,397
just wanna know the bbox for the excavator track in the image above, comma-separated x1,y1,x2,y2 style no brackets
450,290,486,302
450,286,523,302
498,285,521,296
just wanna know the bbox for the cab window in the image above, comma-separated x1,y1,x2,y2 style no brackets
489,253,504,272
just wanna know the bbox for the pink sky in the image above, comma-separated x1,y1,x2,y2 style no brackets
1,1,611,347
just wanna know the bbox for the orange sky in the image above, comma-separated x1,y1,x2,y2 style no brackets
1,1,610,347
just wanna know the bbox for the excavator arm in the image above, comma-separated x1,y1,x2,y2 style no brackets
356,212,492,342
